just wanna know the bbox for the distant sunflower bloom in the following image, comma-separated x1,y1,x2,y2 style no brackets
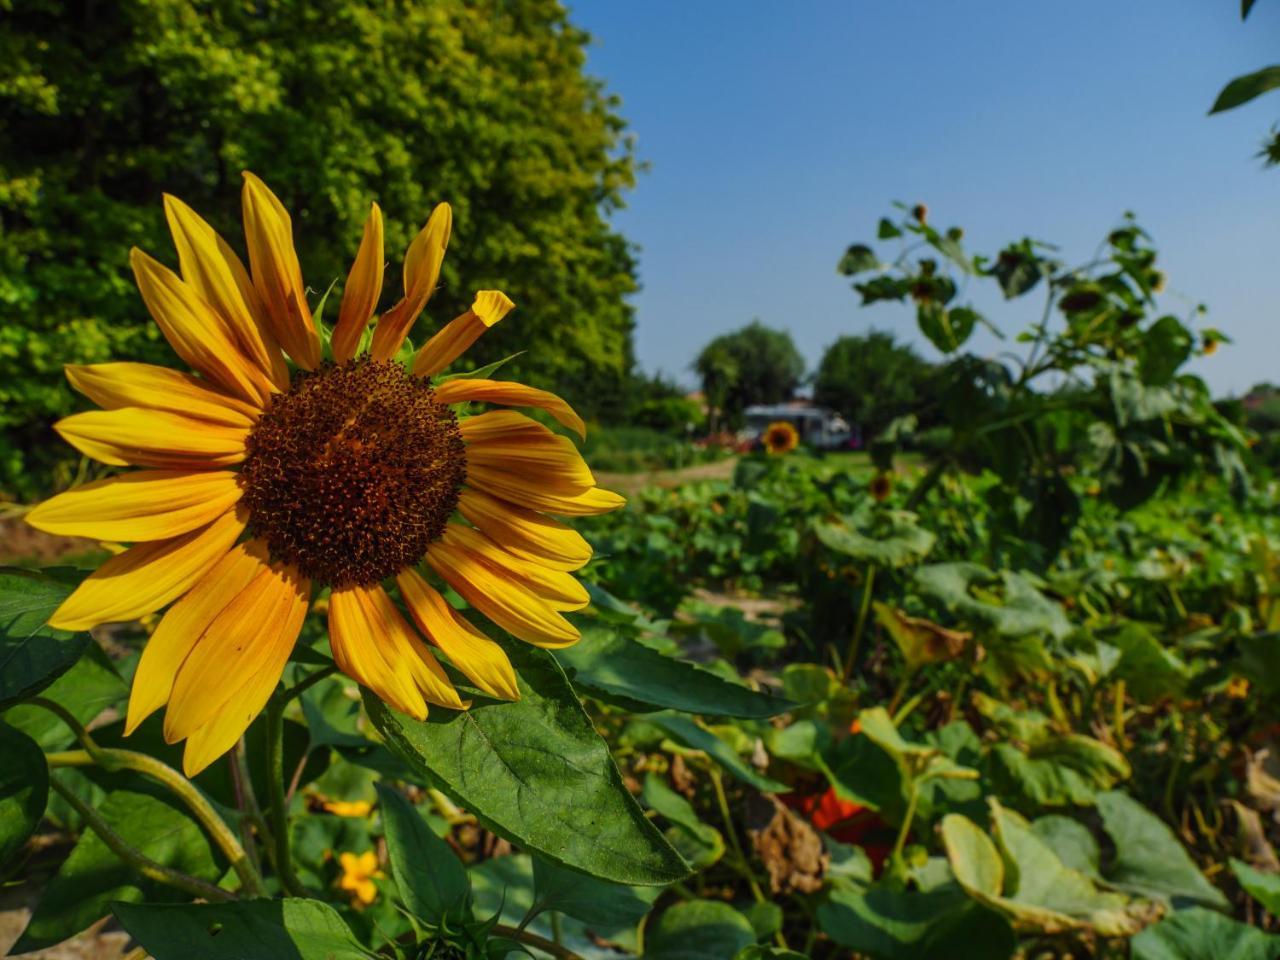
26,173,623,775
869,472,892,502
762,421,799,455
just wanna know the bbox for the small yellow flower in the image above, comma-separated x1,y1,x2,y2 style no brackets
1226,677,1250,700
323,799,373,818
762,421,799,456
338,850,384,906
1203,337,1218,356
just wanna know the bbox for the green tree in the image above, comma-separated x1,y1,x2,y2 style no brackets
0,0,636,496
813,330,931,437
693,321,805,429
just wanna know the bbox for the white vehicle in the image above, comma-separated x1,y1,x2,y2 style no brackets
741,404,855,450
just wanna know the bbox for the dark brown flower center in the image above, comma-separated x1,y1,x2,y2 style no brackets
240,358,466,587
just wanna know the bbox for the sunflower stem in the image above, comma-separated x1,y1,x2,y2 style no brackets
265,693,306,896
842,564,877,682
491,923,585,960
48,775,235,902
45,747,266,898
280,663,337,704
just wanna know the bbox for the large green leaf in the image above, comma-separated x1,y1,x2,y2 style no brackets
1210,65,1280,113
642,774,724,871
1095,791,1227,909
814,510,935,568
364,644,687,886
914,564,1071,640
1231,859,1280,914
530,855,660,928
1103,623,1189,701
4,642,126,750
555,622,792,718
0,722,47,865
648,713,788,792
644,900,756,960
1031,816,1101,880
1131,907,1280,960
112,899,370,960
0,566,92,709
374,783,471,927
817,883,1015,960
14,788,220,952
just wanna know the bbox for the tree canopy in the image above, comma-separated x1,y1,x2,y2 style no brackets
0,0,637,495
813,330,932,437
692,321,805,429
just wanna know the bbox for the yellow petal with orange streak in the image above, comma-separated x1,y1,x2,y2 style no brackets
66,363,259,427
465,437,595,493
329,585,427,719
435,378,585,440
163,194,288,388
48,508,247,631
443,525,589,611
361,583,465,711
425,529,579,648
397,568,519,701
241,172,320,370
164,561,309,743
371,202,452,361
130,248,274,404
457,410,550,444
125,541,270,735
462,472,626,518
411,290,514,377
332,203,385,363
26,470,243,541
457,487,591,572
54,408,248,469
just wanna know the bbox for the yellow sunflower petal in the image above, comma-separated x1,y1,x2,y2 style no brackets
426,528,579,648
241,172,321,370
125,541,269,734
53,408,249,469
456,471,625,518
370,202,452,361
396,569,519,700
130,249,275,405
332,203,385,363
26,470,243,541
456,409,548,444
411,290,514,377
328,585,426,718
164,561,309,744
363,583,466,710
435,378,585,440
65,363,260,427
460,412,594,493
163,193,288,388
47,507,247,631
443,525,589,612
457,487,591,572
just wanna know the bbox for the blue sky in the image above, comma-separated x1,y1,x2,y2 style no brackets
569,1,1280,396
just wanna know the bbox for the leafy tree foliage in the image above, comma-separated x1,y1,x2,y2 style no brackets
0,0,636,496
813,330,931,437
693,321,805,429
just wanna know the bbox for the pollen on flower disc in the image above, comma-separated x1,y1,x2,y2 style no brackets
240,358,466,587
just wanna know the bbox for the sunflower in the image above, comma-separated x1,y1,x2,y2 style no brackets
762,420,800,455
869,471,892,502
26,173,623,775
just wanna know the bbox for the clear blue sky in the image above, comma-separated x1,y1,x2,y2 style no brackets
568,1,1280,396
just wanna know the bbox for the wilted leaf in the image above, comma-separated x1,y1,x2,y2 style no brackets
874,602,971,670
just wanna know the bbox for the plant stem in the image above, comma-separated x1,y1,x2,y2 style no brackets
281,664,337,704
33,701,267,898
265,694,306,896
891,768,923,870
708,769,768,904
228,740,264,879
842,564,877,681
491,923,584,960
48,776,234,902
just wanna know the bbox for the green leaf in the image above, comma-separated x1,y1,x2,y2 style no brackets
4,642,127,750
817,883,1015,960
438,350,526,383
914,564,1072,640
0,566,92,709
644,900,756,960
14,789,220,953
1096,791,1227,909
642,774,724,871
363,644,687,885
838,243,880,276
555,622,793,718
1131,907,1280,960
877,217,903,239
0,722,47,865
648,713,788,792
1231,858,1280,914
112,898,370,960
813,510,936,567
1210,65,1280,113
531,855,660,928
986,736,1131,808
1031,816,1101,880
1104,623,1189,701
375,783,471,926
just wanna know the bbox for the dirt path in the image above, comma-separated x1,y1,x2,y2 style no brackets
595,456,738,495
